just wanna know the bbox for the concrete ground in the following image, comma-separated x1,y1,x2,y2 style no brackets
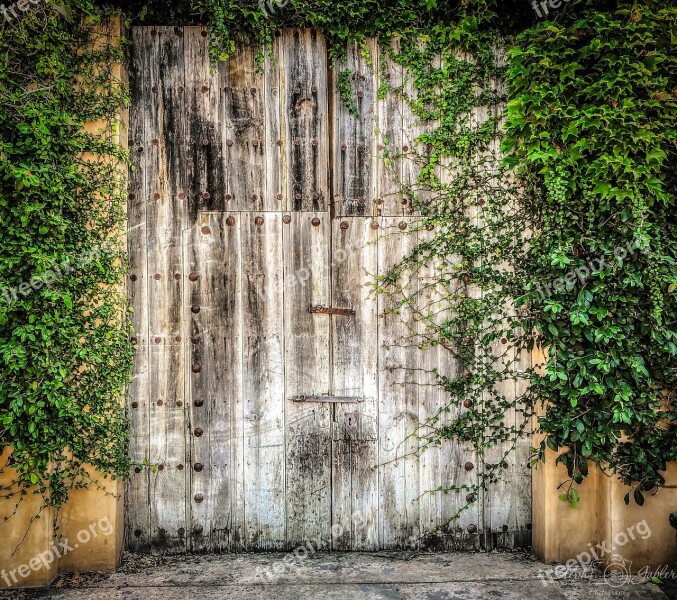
1,551,669,600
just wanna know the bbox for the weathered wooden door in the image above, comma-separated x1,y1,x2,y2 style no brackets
126,26,531,553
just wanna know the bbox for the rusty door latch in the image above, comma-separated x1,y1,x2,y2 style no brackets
308,304,355,316
290,395,364,403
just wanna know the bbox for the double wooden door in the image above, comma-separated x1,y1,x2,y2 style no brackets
126,26,530,553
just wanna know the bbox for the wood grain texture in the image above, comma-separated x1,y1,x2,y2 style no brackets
184,213,245,552
126,26,151,554
331,217,379,550
283,212,331,546
332,40,378,217
282,29,329,212
144,26,188,554
241,212,286,550
377,218,420,548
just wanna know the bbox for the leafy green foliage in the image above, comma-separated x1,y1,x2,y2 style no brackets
505,3,677,498
0,3,132,517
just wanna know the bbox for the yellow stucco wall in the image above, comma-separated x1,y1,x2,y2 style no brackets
0,15,127,590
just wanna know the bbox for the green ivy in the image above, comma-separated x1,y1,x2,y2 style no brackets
0,3,133,523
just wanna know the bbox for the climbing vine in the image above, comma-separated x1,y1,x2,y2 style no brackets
0,2,133,527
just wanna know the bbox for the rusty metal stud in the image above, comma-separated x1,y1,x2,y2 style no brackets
191,305,201,314
201,85,209,93
157,464,164,471
178,192,186,200
375,198,383,205
175,336,181,342
370,221,379,230
201,226,211,234
311,139,318,146
154,273,161,280
477,199,485,206
425,223,434,231
311,217,321,227
226,216,236,227
154,192,161,200
194,463,203,472
276,194,284,201
294,86,301,94
202,138,209,146
130,274,137,282
463,399,473,408
225,194,232,201
157,400,163,406
178,85,184,93
226,139,233,146
502,524,509,532
201,30,208,37
311,85,318,93
293,139,301,146
340,221,349,230
501,338,508,344
174,273,181,280
202,191,210,200
128,192,135,200
154,337,162,344
137,146,144,153
134,466,141,473
150,29,157,37
357,90,364,98
134,529,142,537
223,86,231,93
130,335,137,343
152,139,159,145
194,494,204,503
189,272,199,281
251,193,258,200
357,144,364,152
178,527,186,536
176,401,183,407
191,337,201,344
194,398,204,407
402,145,409,152
252,140,258,147
312,192,320,200
194,428,203,437
502,461,509,469
341,144,347,152
131,401,139,409
295,193,302,200
276,140,283,146
255,216,264,226
192,364,202,373
283,215,292,224
250,87,257,95
464,461,474,471
377,144,384,151
398,221,407,231
401,198,408,205
466,493,475,502
467,524,478,534
193,524,204,535
152,85,158,94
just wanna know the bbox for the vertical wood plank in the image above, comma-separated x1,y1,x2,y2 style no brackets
222,45,268,211
184,213,244,552
283,212,332,546
331,217,379,550
145,26,188,554
332,39,378,217
377,218,420,548
376,40,405,218
264,34,286,212
184,27,225,215
241,212,286,549
282,29,329,212
126,26,150,553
